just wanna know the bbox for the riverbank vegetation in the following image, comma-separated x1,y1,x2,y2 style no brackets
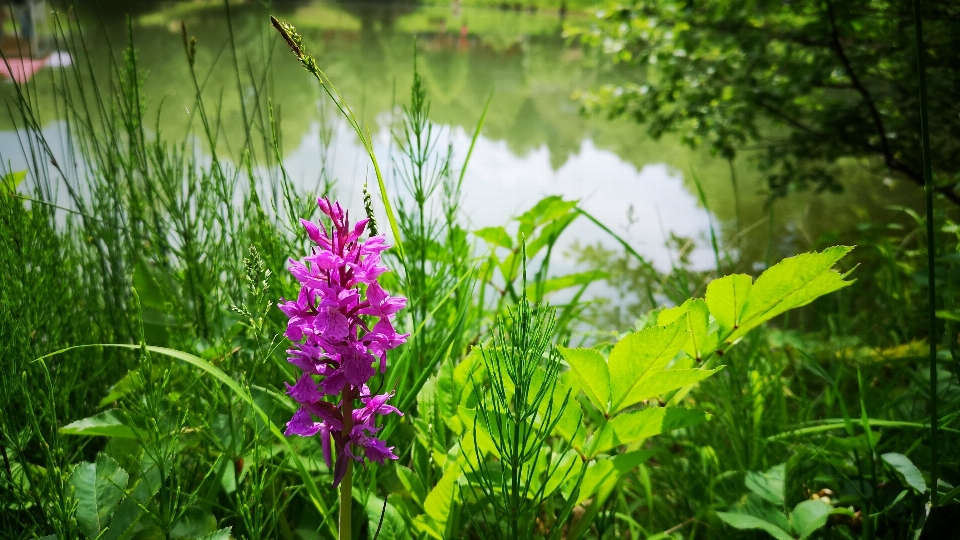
1,1,957,539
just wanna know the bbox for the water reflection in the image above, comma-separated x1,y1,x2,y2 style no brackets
1,0,921,274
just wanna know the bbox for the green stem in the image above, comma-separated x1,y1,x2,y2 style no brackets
340,397,354,540
912,0,939,508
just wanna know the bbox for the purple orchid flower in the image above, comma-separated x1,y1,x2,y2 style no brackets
278,197,408,487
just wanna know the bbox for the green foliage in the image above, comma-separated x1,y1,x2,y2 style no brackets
574,0,960,201
68,453,130,538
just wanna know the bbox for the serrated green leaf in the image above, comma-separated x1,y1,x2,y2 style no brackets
617,367,722,410
745,464,786,506
731,246,854,341
881,452,927,493
716,512,794,540
608,317,689,413
197,528,232,540
62,410,138,439
558,346,610,412
170,507,217,538
790,500,832,539
590,407,710,456
659,298,714,361
705,274,753,332
69,453,129,539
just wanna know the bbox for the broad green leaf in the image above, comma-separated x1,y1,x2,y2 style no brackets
745,464,786,506
558,346,610,412
529,270,608,296
365,495,406,540
396,465,427,507
608,317,689,413
1,170,27,192
62,410,137,439
705,274,753,332
659,298,714,361
549,377,586,451
731,246,854,341
716,512,793,540
474,226,513,249
102,460,163,540
544,449,584,499
170,507,217,538
436,357,460,433
423,458,461,527
590,407,710,456
617,367,722,411
69,453,129,539
881,452,927,493
790,500,832,539
576,460,615,505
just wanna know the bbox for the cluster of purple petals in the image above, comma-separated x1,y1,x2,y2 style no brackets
278,197,408,486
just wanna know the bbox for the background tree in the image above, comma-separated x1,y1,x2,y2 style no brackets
572,0,960,202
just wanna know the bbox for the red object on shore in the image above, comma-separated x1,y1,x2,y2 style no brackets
0,56,49,83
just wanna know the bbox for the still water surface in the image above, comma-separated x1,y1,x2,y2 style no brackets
1,0,921,275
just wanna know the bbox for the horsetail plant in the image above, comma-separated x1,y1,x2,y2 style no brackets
278,197,408,540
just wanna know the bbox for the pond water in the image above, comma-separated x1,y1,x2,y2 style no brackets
1,0,921,275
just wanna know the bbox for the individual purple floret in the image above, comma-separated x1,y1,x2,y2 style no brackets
278,197,408,486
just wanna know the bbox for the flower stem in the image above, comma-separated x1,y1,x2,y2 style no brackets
340,397,354,540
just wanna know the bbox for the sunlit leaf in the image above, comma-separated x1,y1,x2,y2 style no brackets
558,346,610,412
608,317,689,413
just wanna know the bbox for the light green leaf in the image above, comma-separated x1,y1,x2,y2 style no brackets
590,407,710,456
881,452,928,493
705,274,753,332
423,459,461,528
170,507,217,538
745,464,786,506
62,410,137,439
550,377,586,451
529,270,608,296
1,170,27,192
474,226,513,249
731,246,854,341
576,460,615,505
660,298,715,361
608,317,689,413
69,453,129,539
617,367,722,411
790,500,832,539
716,512,794,540
558,346,610,412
